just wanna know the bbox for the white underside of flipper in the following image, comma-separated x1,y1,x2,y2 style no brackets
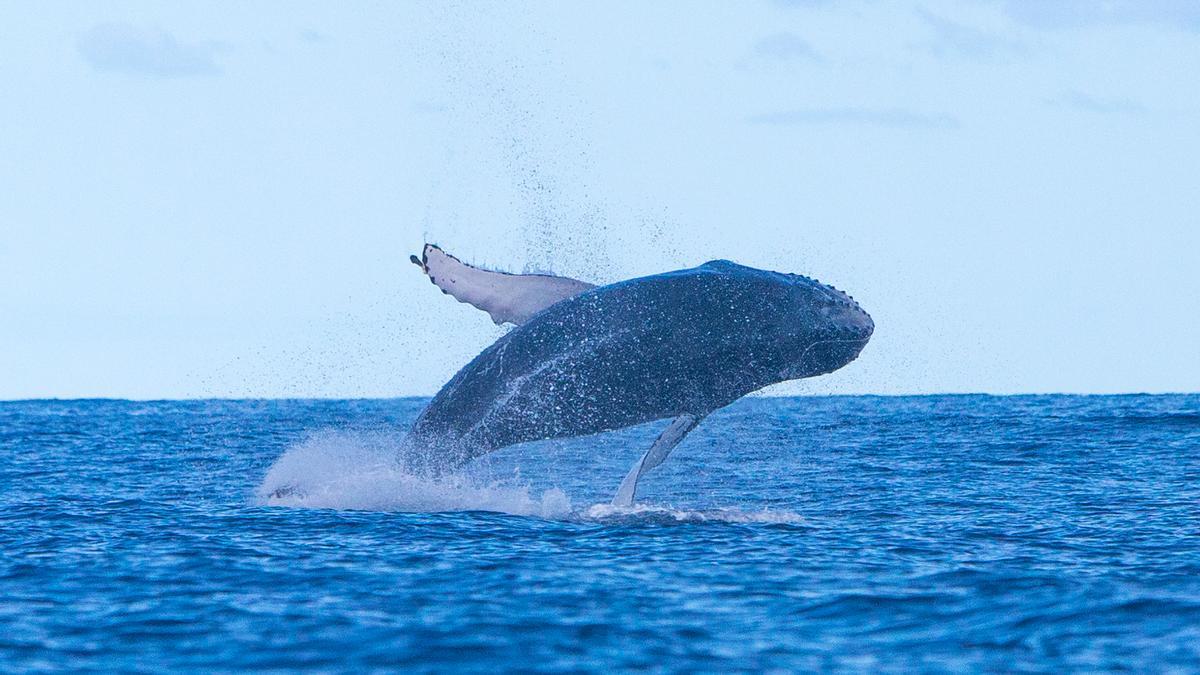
412,244,596,325
611,414,703,507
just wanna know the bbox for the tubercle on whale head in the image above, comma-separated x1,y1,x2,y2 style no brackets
759,271,874,381
700,260,871,333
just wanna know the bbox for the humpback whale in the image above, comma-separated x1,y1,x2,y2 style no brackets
409,244,873,505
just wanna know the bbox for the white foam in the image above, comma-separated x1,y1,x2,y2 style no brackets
581,502,806,524
255,430,572,518
255,430,804,525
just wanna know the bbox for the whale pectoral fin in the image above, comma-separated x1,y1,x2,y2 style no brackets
412,243,596,325
611,414,704,507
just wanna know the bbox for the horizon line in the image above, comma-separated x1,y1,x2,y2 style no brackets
2,391,1197,404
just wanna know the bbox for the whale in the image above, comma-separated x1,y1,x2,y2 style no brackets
408,244,873,505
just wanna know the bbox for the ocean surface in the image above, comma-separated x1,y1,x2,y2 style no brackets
2,395,1198,671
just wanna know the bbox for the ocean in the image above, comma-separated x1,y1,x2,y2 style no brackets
2,395,1198,671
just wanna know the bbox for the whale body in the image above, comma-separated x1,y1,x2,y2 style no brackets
407,246,873,504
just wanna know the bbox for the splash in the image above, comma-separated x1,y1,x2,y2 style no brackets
255,430,572,518
256,430,805,525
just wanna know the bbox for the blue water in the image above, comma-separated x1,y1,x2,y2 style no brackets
2,395,1198,671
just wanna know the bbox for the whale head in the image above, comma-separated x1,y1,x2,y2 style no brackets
699,260,874,382
776,272,873,380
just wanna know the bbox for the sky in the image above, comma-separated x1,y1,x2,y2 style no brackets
1,0,1198,399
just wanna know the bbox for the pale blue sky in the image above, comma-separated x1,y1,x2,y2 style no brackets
2,1,1198,399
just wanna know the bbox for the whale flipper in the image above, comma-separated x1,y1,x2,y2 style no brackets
611,413,704,507
411,244,596,325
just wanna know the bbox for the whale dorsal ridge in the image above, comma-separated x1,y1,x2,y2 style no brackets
411,244,596,325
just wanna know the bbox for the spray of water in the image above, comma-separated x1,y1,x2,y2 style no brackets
255,430,805,525
255,430,571,517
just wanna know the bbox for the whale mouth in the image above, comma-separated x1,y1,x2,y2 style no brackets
786,335,871,380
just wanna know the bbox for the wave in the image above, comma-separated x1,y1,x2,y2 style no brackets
255,430,805,525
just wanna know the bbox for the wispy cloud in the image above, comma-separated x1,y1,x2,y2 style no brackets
1001,0,1200,32
78,23,222,78
753,32,820,61
748,107,959,129
1046,90,1145,115
916,8,1024,60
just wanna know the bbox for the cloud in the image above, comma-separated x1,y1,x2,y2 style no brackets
1000,0,1200,32
77,23,222,78
1046,90,1145,115
916,8,1024,60
753,32,820,61
747,107,959,129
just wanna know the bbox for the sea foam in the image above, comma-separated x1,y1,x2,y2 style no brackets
255,430,805,524
255,430,573,517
